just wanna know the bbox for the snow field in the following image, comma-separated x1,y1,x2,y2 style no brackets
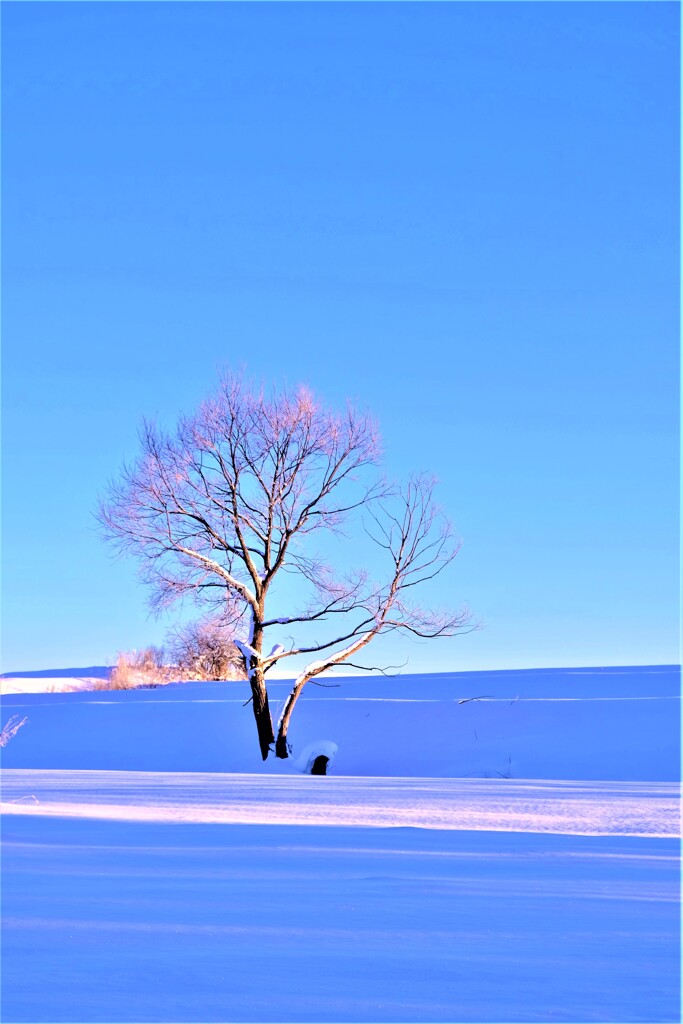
1,666,680,1022
1,771,678,837
1,666,680,780
2,816,679,1023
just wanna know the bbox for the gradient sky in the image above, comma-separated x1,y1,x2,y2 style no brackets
1,2,679,674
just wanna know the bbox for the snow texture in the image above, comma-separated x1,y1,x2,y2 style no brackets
2,666,678,780
1,771,677,837
1,664,680,1023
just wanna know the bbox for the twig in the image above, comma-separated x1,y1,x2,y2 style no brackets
0,715,28,748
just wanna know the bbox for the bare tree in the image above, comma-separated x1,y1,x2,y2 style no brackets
168,615,245,681
98,373,473,760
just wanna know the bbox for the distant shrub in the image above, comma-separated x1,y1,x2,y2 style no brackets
168,617,245,681
98,622,244,692
98,647,173,690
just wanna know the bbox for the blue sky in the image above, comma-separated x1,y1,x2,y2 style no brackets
1,2,679,674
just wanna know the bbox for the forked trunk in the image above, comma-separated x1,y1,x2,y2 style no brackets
250,668,274,760
275,676,308,758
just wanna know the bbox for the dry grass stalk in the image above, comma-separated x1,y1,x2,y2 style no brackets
97,648,174,690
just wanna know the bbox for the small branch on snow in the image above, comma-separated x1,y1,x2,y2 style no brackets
0,715,28,748
341,659,408,676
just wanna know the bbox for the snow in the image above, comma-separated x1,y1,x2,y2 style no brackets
293,739,339,774
0,666,111,694
2,666,678,780
1,664,680,1022
1,772,677,836
235,613,259,675
234,638,259,664
2,818,679,1023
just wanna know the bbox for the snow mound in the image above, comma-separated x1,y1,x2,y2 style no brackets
294,740,339,774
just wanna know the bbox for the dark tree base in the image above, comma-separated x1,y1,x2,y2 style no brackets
275,735,289,759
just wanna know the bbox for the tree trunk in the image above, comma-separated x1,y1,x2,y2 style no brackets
275,676,307,758
250,668,274,760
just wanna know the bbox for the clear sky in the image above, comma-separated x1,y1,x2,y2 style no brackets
1,2,679,674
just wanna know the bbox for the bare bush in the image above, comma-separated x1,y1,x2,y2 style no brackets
168,617,245,681
99,647,173,690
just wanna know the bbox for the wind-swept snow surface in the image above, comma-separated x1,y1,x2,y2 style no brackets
1,771,678,837
2,818,679,1023
1,666,680,1022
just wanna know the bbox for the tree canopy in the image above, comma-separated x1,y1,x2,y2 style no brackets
99,374,473,759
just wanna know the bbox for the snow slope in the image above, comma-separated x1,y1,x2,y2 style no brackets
1,665,680,1023
1,665,679,780
0,666,111,694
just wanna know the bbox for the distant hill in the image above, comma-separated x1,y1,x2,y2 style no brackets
0,667,110,680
